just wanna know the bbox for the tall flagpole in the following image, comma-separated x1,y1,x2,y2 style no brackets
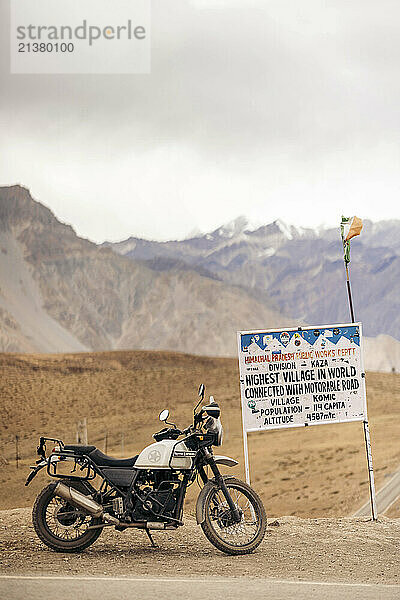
345,263,356,323
340,216,377,521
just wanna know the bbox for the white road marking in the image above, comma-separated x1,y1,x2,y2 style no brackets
354,468,400,516
0,575,399,589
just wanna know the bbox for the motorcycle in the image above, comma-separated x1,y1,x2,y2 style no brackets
26,384,266,555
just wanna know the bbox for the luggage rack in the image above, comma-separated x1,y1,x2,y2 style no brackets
36,436,96,481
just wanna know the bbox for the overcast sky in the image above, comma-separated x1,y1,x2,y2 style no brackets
1,0,399,242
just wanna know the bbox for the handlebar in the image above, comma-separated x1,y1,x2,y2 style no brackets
153,427,182,442
153,414,210,442
153,388,219,442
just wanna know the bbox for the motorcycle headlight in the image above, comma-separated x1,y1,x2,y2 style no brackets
205,416,223,446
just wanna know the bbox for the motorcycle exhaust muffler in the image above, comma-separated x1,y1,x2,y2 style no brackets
54,481,119,525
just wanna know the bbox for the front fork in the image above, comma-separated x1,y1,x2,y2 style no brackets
201,448,242,523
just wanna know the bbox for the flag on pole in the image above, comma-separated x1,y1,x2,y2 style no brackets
341,216,363,264
342,216,363,241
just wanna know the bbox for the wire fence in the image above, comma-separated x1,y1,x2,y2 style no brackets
0,419,132,470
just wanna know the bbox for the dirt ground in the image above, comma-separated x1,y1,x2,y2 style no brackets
0,508,399,585
0,350,399,518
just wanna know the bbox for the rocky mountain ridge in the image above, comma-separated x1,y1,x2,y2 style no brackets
106,215,400,341
1,185,400,370
0,185,290,356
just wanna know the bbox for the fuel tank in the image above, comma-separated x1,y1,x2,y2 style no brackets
135,440,195,470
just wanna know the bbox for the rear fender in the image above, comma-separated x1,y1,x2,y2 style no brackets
25,460,47,486
196,475,236,524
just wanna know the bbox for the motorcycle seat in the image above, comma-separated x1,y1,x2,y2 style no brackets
63,444,96,454
88,448,139,468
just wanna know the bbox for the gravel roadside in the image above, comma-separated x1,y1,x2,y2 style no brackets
0,508,399,585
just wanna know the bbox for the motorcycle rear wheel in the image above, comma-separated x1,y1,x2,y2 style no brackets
32,481,103,553
201,478,266,555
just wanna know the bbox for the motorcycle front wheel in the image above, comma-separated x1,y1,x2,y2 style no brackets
32,481,103,553
200,477,267,555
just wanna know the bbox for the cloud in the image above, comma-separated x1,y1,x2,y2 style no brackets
1,0,400,241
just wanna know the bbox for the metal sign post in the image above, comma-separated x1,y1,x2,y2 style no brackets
341,216,377,521
240,398,251,485
363,420,377,520
345,296,378,521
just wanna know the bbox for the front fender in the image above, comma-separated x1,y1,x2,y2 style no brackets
213,455,238,467
196,475,236,524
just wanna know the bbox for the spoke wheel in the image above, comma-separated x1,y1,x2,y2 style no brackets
44,496,92,541
201,478,266,555
32,482,103,552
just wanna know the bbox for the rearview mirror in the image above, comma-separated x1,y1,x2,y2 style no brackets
198,384,205,400
159,409,169,422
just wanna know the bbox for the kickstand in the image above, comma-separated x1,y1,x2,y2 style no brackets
145,528,157,548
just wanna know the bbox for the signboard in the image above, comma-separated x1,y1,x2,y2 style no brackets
238,322,366,433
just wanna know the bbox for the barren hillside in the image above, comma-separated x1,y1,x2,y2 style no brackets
0,350,399,517
0,185,290,355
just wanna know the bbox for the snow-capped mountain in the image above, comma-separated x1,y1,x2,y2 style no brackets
106,216,400,343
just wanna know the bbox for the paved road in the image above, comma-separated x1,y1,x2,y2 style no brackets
354,469,400,517
1,576,400,600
